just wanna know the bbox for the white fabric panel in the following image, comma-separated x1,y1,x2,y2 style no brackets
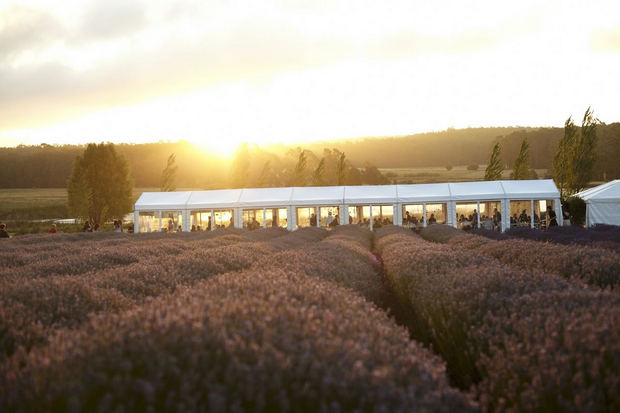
290,186,345,206
134,191,193,211
588,203,620,226
500,179,560,199
237,187,294,208
344,185,398,204
186,189,243,209
397,183,451,202
449,181,505,201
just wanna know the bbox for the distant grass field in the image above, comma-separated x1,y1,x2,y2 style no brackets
379,166,550,184
0,188,174,236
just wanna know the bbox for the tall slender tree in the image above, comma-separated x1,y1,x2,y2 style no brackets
67,143,133,225
511,138,530,180
553,116,577,199
569,107,599,193
312,158,326,186
293,150,308,186
160,153,177,192
484,142,503,181
336,152,347,185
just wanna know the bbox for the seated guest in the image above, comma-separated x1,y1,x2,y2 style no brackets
428,214,437,224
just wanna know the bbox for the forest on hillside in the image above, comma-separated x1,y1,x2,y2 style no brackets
1,124,618,188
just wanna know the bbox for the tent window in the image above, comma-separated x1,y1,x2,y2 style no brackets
510,201,532,228
296,207,316,228
213,210,233,228
426,203,446,224
348,206,370,227
319,206,340,228
265,208,287,228
402,204,424,228
243,209,264,230
191,211,212,231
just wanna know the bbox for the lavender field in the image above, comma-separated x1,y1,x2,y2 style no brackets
1,225,619,412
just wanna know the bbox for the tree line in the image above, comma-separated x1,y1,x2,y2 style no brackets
1,123,618,190
483,107,603,201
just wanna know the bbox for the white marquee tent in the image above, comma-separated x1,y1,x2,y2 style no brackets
576,180,620,227
134,179,561,232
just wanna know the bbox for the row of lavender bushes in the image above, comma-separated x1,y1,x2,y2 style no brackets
375,226,620,412
0,228,326,360
473,224,620,252
1,226,476,412
0,227,287,270
422,224,620,288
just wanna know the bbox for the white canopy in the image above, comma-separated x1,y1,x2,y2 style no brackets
186,189,242,209
397,183,451,203
449,181,505,201
134,191,192,211
499,179,560,200
237,187,293,208
576,180,620,226
345,185,397,204
291,186,345,206
135,180,560,211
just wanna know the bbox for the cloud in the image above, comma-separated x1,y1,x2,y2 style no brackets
0,5,65,63
77,0,148,42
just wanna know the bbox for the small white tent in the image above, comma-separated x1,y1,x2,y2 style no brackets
576,180,620,227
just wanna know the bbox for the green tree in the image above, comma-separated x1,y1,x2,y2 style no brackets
569,107,599,193
511,138,530,180
312,158,326,186
67,161,90,221
293,150,308,186
67,143,133,225
484,142,503,181
160,153,177,192
553,116,577,199
230,143,250,188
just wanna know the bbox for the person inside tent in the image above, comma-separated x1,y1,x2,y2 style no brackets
428,213,437,224
326,211,334,227
547,206,558,227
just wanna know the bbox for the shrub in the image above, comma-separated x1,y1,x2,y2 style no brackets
566,196,586,226
422,225,620,288
375,229,620,412
1,269,475,412
0,228,324,359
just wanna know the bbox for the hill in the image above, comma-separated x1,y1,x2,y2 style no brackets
0,124,618,188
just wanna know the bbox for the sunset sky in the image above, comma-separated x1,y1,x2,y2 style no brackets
1,0,619,155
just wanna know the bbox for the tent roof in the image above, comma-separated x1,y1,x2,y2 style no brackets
576,180,620,202
498,179,560,199
449,181,505,201
291,186,345,206
237,187,294,208
134,180,561,210
345,185,398,204
135,191,193,211
186,189,242,209
397,183,451,202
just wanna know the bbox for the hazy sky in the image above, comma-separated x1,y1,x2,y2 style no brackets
1,0,619,154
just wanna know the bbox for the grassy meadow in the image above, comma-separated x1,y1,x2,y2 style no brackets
380,165,550,184
0,188,161,236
